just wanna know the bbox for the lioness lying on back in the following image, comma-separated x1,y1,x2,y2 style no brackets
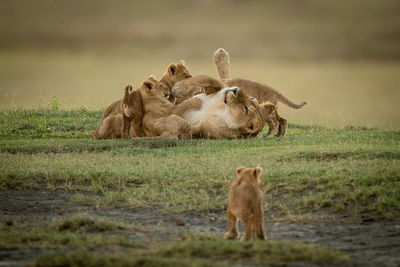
182,87,276,139
225,166,265,241
172,49,307,137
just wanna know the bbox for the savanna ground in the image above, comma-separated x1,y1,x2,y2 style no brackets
1,0,400,266
0,110,399,266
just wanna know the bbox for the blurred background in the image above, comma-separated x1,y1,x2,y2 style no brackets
1,0,399,128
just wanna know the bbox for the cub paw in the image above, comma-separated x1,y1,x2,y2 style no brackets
89,131,98,139
224,231,238,240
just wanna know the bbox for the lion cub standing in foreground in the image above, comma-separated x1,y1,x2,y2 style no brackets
225,166,265,241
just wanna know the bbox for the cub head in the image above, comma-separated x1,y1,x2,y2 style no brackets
223,87,272,137
236,166,263,187
152,80,176,104
162,60,192,86
139,75,175,103
122,85,142,118
138,77,157,100
146,75,176,103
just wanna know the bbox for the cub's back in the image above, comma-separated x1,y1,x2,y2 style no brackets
226,78,279,104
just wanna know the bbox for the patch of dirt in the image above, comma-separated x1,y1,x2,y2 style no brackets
1,190,399,266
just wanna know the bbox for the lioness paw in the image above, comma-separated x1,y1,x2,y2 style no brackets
213,48,229,62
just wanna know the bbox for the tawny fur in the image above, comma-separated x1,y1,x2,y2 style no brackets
139,80,202,139
91,114,124,140
213,48,230,80
159,60,192,89
147,75,176,104
172,75,282,138
225,166,266,241
213,48,306,137
180,86,276,139
90,60,192,140
90,84,146,139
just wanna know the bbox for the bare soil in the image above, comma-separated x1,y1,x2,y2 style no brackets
1,190,399,267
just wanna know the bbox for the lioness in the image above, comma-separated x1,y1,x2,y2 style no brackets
181,87,276,139
172,49,306,137
225,166,265,241
139,79,202,139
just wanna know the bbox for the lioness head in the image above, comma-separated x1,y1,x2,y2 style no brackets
236,166,263,187
223,87,276,137
162,60,192,86
122,85,142,118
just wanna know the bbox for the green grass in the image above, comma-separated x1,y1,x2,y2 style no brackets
32,235,349,267
156,235,350,265
0,109,100,139
1,213,350,266
0,215,145,250
34,253,221,267
0,109,399,218
0,109,395,266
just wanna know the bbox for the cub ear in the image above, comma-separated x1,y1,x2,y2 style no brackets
143,81,153,90
168,63,177,76
253,166,263,177
124,86,130,98
124,85,133,98
178,59,186,66
236,166,245,174
147,75,157,83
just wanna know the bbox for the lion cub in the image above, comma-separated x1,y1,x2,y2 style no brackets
92,60,191,139
140,78,202,139
90,85,145,139
225,166,265,241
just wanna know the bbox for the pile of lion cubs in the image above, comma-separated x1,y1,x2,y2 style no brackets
90,49,307,240
90,48,306,141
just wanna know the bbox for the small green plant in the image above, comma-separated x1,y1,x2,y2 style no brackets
49,96,61,111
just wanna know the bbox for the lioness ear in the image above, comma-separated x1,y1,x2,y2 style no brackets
178,59,186,66
143,81,153,90
168,64,177,76
236,166,245,174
